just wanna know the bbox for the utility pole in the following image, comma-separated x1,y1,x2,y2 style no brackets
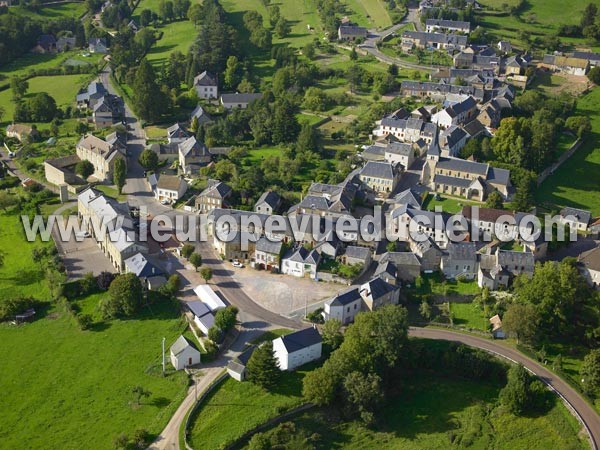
162,337,166,376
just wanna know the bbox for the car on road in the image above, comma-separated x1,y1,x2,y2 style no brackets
75,231,91,239
232,260,244,268
160,198,171,205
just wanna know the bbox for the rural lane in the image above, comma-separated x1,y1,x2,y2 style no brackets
410,327,600,450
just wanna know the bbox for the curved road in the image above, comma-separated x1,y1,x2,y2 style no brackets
410,327,599,450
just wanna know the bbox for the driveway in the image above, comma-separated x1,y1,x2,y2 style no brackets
54,231,116,278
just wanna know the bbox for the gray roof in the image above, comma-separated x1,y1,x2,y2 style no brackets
360,161,396,180
187,301,211,318
401,81,484,99
434,174,474,188
380,251,422,267
487,166,510,186
561,207,592,225
179,136,209,157
403,31,468,46
360,277,397,299
200,180,232,199
171,335,199,357
385,142,413,157
256,191,281,209
124,252,164,277
375,260,397,278
446,242,477,261
393,188,423,208
256,236,283,255
220,93,262,105
442,96,478,118
344,245,371,261
441,125,468,148
191,105,212,124
328,287,362,307
425,19,470,30
276,327,322,353
436,157,489,175
497,249,535,268
300,195,330,211
285,247,320,265
573,51,600,62
194,71,217,87
339,25,367,36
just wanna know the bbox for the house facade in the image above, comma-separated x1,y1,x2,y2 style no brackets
76,134,126,182
170,336,201,370
272,327,322,371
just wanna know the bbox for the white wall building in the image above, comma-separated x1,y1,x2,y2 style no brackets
273,327,322,371
170,335,201,370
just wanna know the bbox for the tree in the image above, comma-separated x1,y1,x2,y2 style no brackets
502,303,539,344
296,122,320,153
350,46,358,60
274,17,290,38
139,8,152,26
139,149,158,170
0,105,4,123
419,300,432,320
322,318,343,350
131,429,151,449
113,158,126,195
131,385,151,406
132,58,168,122
223,55,241,90
581,349,600,394
200,266,213,284
485,191,504,209
181,243,195,259
500,364,537,415
0,190,18,212
161,274,181,296
343,371,383,424
214,305,238,331
75,160,94,179
388,63,398,76
565,116,592,137
189,252,202,271
588,66,600,84
46,268,67,301
103,273,143,319
246,341,281,389
97,271,115,290
187,3,202,25
10,76,28,99
27,92,57,122
303,42,315,59
75,121,88,135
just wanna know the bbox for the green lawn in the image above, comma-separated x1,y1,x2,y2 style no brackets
408,272,481,298
535,87,600,215
246,373,587,450
450,302,489,331
7,2,86,20
146,20,198,68
0,208,191,449
0,50,101,81
0,74,92,123
422,193,482,214
344,0,392,29
188,365,314,449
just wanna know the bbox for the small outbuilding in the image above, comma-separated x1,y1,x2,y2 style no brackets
489,314,505,339
227,346,256,381
170,335,201,370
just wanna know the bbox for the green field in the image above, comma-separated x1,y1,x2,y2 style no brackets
0,50,102,81
536,87,600,215
476,0,599,50
188,365,313,449
344,0,392,29
7,2,86,20
0,74,93,123
146,21,197,67
450,302,489,331
245,374,587,450
422,193,482,214
0,210,190,449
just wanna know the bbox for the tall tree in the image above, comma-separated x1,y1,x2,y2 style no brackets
189,252,202,271
132,58,168,123
113,158,127,195
321,318,343,350
102,273,143,318
139,149,158,170
581,349,600,394
246,341,281,389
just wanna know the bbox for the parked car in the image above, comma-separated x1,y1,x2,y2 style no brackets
232,260,244,268
160,198,171,205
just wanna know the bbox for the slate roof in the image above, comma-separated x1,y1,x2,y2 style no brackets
573,51,600,62
328,287,362,307
285,247,320,265
157,174,185,192
124,252,164,277
436,156,488,175
434,174,475,188
446,242,477,261
256,191,281,209
579,246,600,272
344,245,371,261
403,31,468,47
171,336,198,357
194,71,217,87
360,277,397,299
385,142,413,157
187,301,211,318
360,161,396,180
380,251,422,267
191,105,212,124
220,93,263,105
441,125,468,148
200,180,232,199
339,25,367,36
276,327,322,353
256,236,283,255
487,166,510,186
561,207,591,225
179,136,209,157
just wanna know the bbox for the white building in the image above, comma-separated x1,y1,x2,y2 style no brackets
193,284,226,311
152,174,188,203
323,287,363,325
193,71,218,100
187,300,215,335
431,96,478,129
281,247,321,278
273,327,322,371
170,335,201,370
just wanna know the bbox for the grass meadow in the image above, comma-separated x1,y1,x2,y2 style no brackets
0,209,191,449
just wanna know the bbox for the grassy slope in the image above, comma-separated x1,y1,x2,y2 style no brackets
0,211,189,449
0,74,93,123
535,87,600,215
8,2,86,20
450,302,489,331
254,374,586,450
189,365,314,449
146,21,197,68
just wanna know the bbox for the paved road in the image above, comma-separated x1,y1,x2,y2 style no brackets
360,8,433,71
410,327,600,450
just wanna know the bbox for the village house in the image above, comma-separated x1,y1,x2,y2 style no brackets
56,36,76,52
541,55,589,76
44,154,86,187
190,104,213,125
91,94,124,129
383,142,415,169
372,116,438,144
439,125,468,157
425,19,470,34
560,207,591,232
124,252,166,290
33,34,57,53
431,96,479,129
572,51,600,67
76,134,126,183
150,174,188,203
255,191,282,215
421,144,511,200
402,31,468,53
477,248,535,290
338,25,367,41
497,40,511,54
489,314,506,338
359,161,401,196
410,236,444,271
281,247,321,278
254,237,283,271
289,181,356,218
578,246,600,289
340,245,372,267
377,251,422,282
89,37,108,54
387,204,449,247
220,92,263,109
167,123,189,145
323,287,363,324
400,80,485,101
6,124,39,143
441,242,478,279
503,55,528,76
195,180,232,213
170,336,201,370
227,346,255,381
178,136,211,174
273,327,322,371
359,277,400,311
477,99,502,128
193,71,218,100
76,81,108,109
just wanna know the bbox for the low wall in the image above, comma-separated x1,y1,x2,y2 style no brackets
537,138,583,186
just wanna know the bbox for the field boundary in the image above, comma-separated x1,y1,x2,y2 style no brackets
537,138,584,186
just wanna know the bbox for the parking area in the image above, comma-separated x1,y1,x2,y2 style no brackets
53,227,116,279
226,265,344,316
